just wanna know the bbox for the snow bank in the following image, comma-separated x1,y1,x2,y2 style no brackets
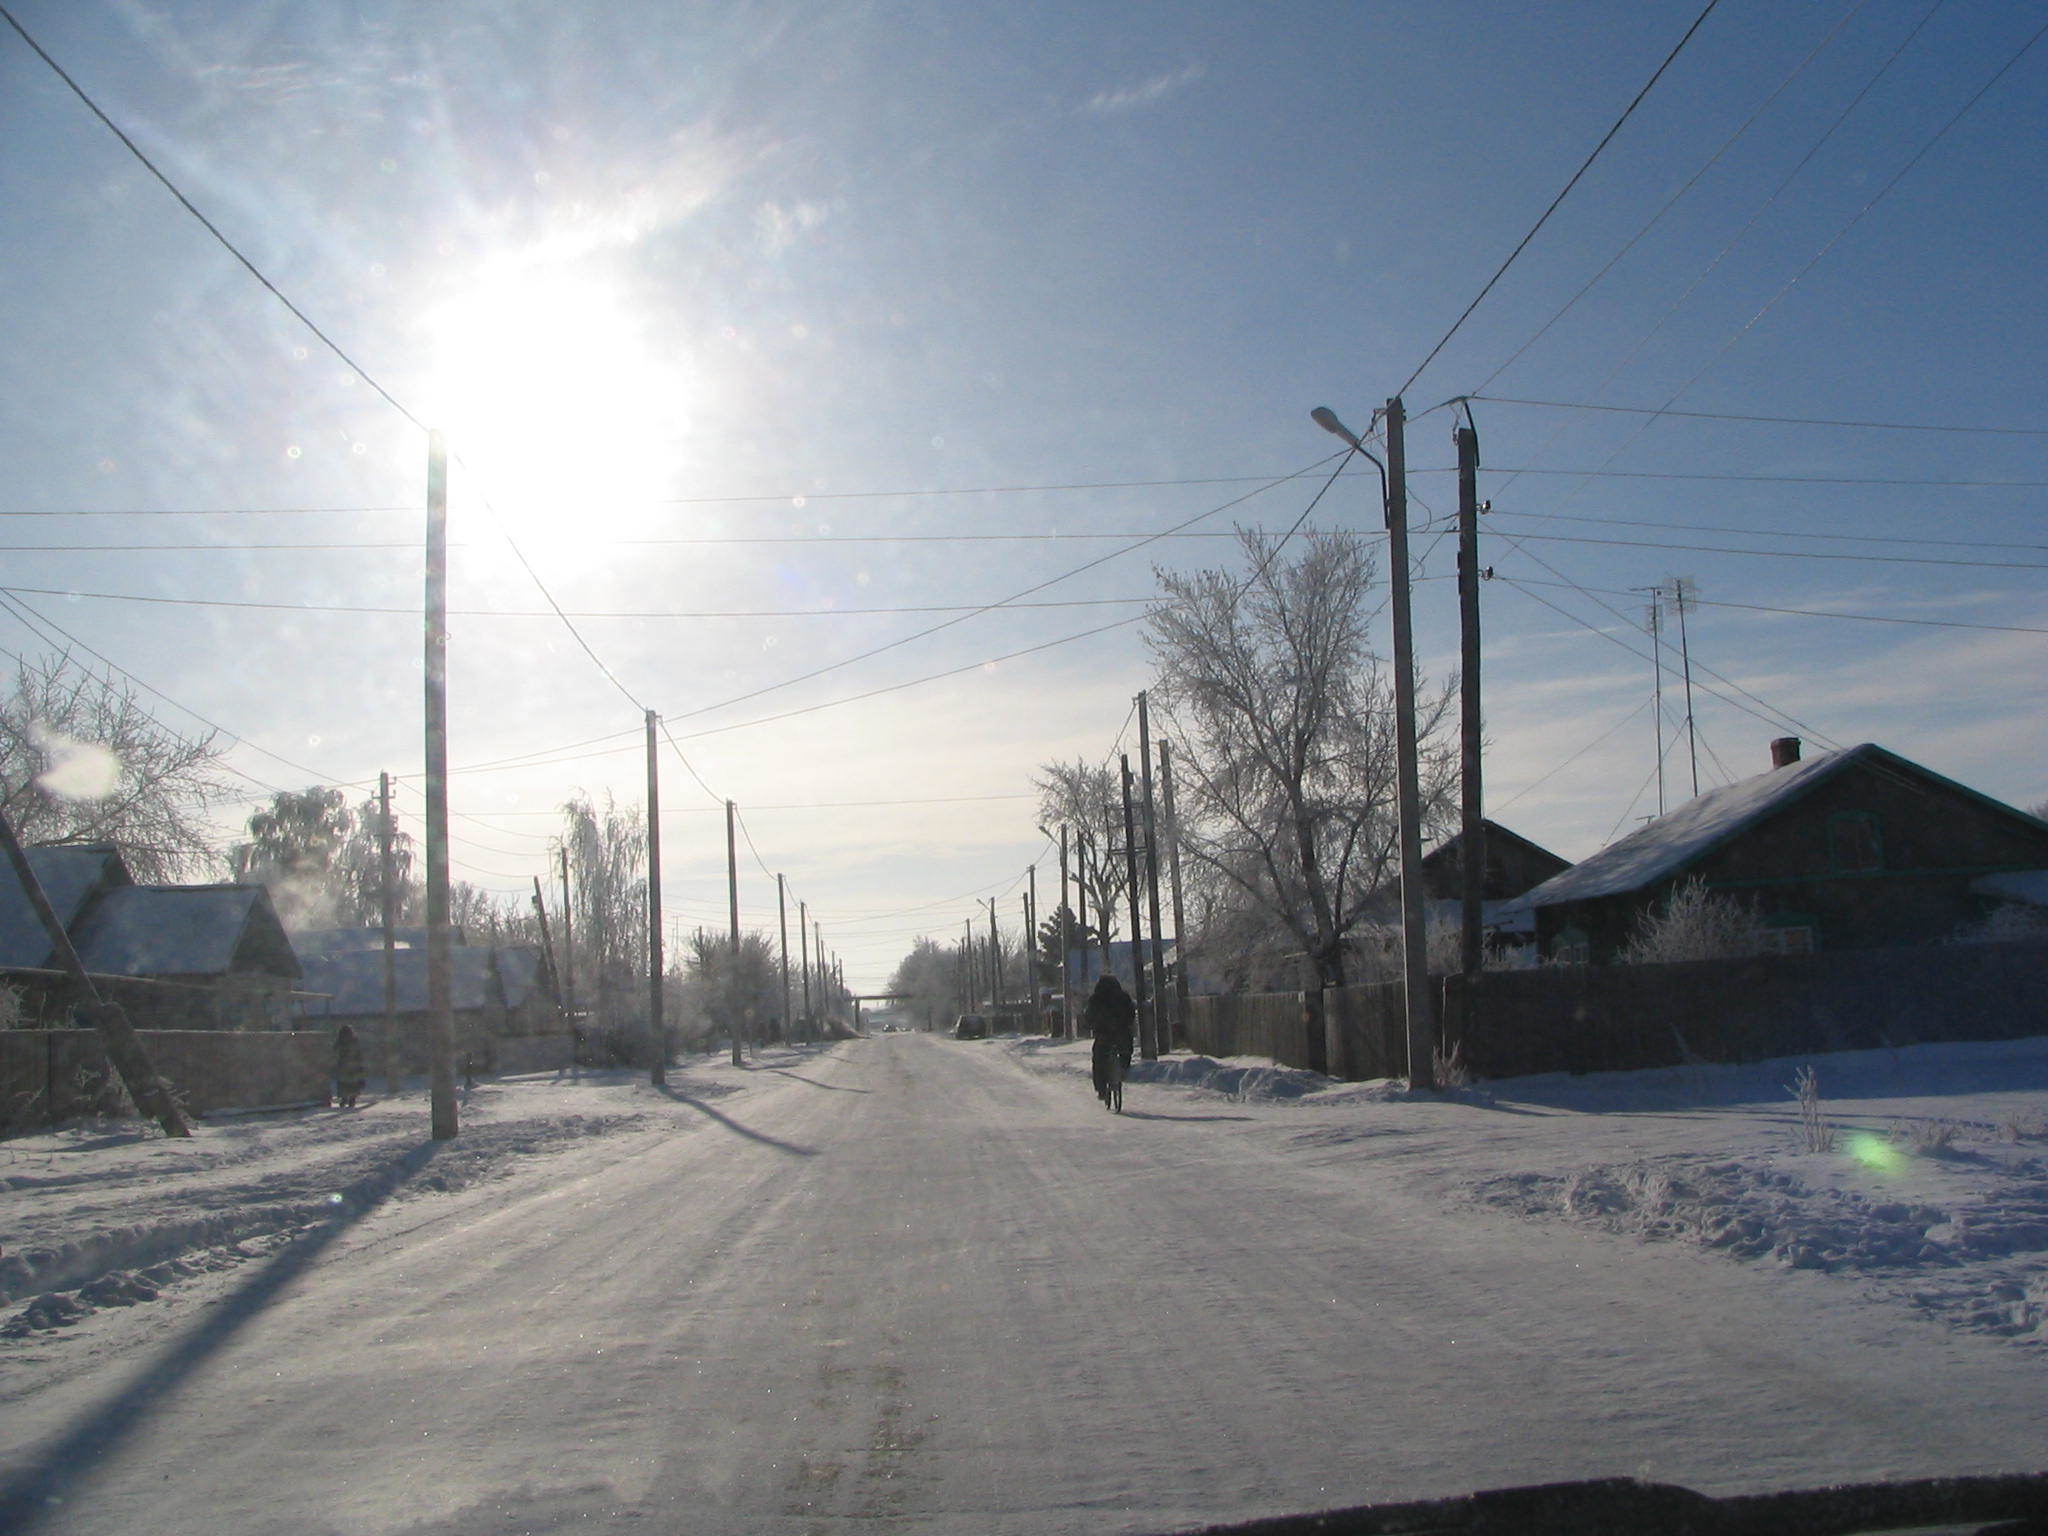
1000,1037,1331,1101
0,1069,673,1338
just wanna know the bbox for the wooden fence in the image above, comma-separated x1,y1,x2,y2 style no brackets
1183,937,2048,1082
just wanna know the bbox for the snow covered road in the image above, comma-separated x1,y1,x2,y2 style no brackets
3,1032,2044,1534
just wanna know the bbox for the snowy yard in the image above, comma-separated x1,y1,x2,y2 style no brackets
1002,1031,2048,1348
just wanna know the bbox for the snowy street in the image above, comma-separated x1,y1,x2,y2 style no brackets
4,1031,2047,1534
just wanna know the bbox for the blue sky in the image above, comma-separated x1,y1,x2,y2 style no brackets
2,0,2044,986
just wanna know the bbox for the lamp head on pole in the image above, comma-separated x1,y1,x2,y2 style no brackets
1310,405,1363,450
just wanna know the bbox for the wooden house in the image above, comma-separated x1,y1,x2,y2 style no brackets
1524,740,2048,963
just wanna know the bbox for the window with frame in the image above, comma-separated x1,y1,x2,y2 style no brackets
1828,811,1883,873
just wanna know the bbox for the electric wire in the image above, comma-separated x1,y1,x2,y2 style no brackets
1394,0,1722,398
1469,0,1867,396
1469,394,2048,439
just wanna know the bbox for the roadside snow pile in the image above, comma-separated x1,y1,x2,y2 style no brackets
1001,1037,1331,1101
1,1100,649,1337
1127,1055,1326,1101
1466,1136,2048,1343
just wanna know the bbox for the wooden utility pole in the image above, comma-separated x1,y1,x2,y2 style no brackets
1385,397,1436,1091
0,805,189,1136
1159,738,1192,1043
423,428,458,1139
1023,878,1035,1026
776,874,791,1045
1137,692,1171,1052
986,899,1004,1021
1072,831,1091,986
726,800,742,1065
799,899,813,1040
1456,418,1486,989
1057,825,1074,1039
645,711,665,1086
378,770,399,1096
815,919,825,1025
531,875,559,1010
558,844,576,1034
1120,754,1155,1059
961,917,973,1012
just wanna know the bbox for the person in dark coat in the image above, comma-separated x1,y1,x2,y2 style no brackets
333,1024,366,1109
1084,974,1136,1102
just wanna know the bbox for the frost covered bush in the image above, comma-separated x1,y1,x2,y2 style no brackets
1618,877,1761,965
1789,1065,1834,1154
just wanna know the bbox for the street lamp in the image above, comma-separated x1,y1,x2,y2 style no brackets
1313,400,1436,1091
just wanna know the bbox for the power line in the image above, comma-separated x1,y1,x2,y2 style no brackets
1487,509,2047,555
0,4,426,434
665,455,1335,726
1505,575,2048,637
1470,1,1868,396
1477,532,2048,572
1394,0,1722,398
1483,467,2048,489
1470,394,2048,438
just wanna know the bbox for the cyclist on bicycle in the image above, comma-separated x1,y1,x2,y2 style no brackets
1085,973,1136,1107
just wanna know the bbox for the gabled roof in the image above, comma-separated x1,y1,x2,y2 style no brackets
69,884,302,980
1421,819,1571,875
1522,743,2046,909
296,943,549,1016
0,844,131,967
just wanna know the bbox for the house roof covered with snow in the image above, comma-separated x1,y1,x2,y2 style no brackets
0,844,132,968
69,884,301,980
295,943,550,1017
1521,743,2043,910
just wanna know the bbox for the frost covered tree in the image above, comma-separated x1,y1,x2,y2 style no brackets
560,793,647,1032
0,654,232,880
229,787,356,929
1032,758,1125,962
1146,528,1455,988
1617,878,1761,964
679,928,780,1045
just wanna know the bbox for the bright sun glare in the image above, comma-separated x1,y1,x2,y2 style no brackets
422,265,696,557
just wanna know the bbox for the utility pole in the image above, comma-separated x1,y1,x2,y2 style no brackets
378,770,398,1096
1023,875,1036,1027
0,805,189,1136
645,711,665,1086
1377,399,1437,1090
1455,418,1486,989
531,875,559,1016
814,919,825,1026
1120,753,1155,1059
1158,739,1192,1043
1671,575,1700,799
777,874,791,1046
423,428,458,1139
558,844,576,1036
962,917,973,1013
1647,589,1666,817
1057,825,1074,1039
800,899,813,1039
726,800,742,1065
1072,831,1091,989
987,898,1004,1022
1137,692,1171,1052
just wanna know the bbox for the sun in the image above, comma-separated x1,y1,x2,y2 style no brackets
420,262,696,559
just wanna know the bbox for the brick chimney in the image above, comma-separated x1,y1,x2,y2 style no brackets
1770,737,1801,769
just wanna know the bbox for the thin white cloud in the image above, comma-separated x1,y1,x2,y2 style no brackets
1081,62,1206,117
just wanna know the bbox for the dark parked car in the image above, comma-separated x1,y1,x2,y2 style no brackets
952,1013,988,1039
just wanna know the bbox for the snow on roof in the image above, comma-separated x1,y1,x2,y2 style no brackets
296,944,544,1017
0,844,131,968
1523,745,1870,909
68,884,299,980
1972,871,2048,908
